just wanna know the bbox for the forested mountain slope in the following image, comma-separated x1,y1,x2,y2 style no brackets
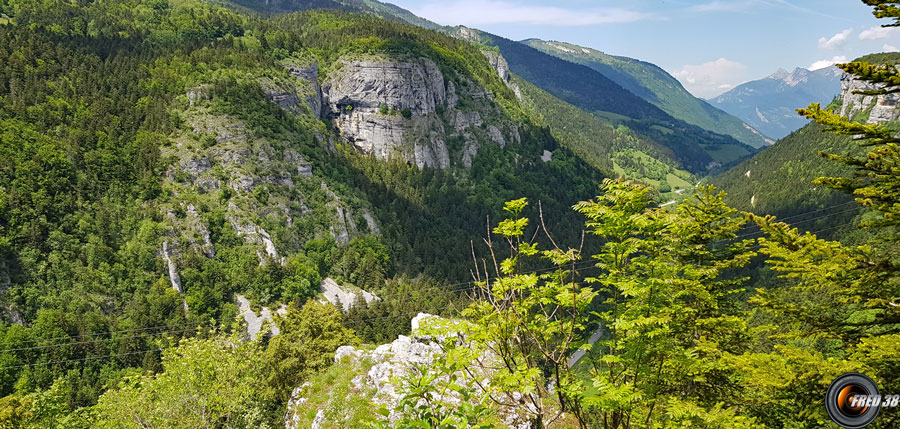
524,38,772,149
715,53,900,233
227,0,443,29
0,0,609,417
513,76,695,197
714,123,859,227
226,0,755,174
454,28,756,172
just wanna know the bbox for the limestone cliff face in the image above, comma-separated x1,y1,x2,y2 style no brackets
154,51,524,316
157,71,383,303
839,72,900,123
287,61,323,119
325,59,447,116
320,56,519,169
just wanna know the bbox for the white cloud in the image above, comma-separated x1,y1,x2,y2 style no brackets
809,56,847,71
884,44,899,53
859,26,898,40
411,0,654,26
818,28,852,49
672,58,748,98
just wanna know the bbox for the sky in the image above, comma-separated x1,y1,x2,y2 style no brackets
386,0,900,99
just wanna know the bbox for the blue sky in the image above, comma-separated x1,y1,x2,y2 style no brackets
387,0,900,98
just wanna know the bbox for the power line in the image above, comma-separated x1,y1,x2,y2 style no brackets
735,206,861,240
732,200,860,238
0,348,167,371
768,200,858,224
0,327,198,353
347,210,854,322
366,260,599,304
0,322,201,348
345,263,602,326
345,218,860,328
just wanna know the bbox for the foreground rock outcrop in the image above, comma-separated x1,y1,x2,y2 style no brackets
284,314,539,429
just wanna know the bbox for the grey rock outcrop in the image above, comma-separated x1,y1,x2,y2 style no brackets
482,50,511,82
226,203,281,264
321,183,352,245
446,81,459,107
541,150,553,162
840,73,900,123
318,54,517,169
319,277,380,311
454,26,481,42
461,139,479,168
287,61,323,119
186,85,210,107
454,111,483,132
322,57,456,169
330,205,352,245
362,209,381,235
261,78,302,112
414,133,450,169
285,314,536,429
186,204,215,258
324,58,446,116
481,50,522,100
161,241,183,294
182,157,211,174
237,294,287,340
488,125,506,147
285,150,313,177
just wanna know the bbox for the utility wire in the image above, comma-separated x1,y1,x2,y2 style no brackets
345,264,602,326
346,219,860,328
764,200,858,223
732,200,860,236
365,260,599,303
0,322,202,348
735,206,861,240
0,348,167,371
0,327,198,353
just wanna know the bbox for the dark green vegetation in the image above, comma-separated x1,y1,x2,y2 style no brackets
0,0,899,427
715,52,900,236
524,39,772,149
0,0,604,423
714,123,860,234
513,76,695,198
225,0,758,180
290,25,900,425
228,0,443,30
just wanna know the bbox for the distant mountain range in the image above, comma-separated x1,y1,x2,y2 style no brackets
232,0,764,177
522,39,772,148
713,53,900,236
708,66,843,140
449,27,757,172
